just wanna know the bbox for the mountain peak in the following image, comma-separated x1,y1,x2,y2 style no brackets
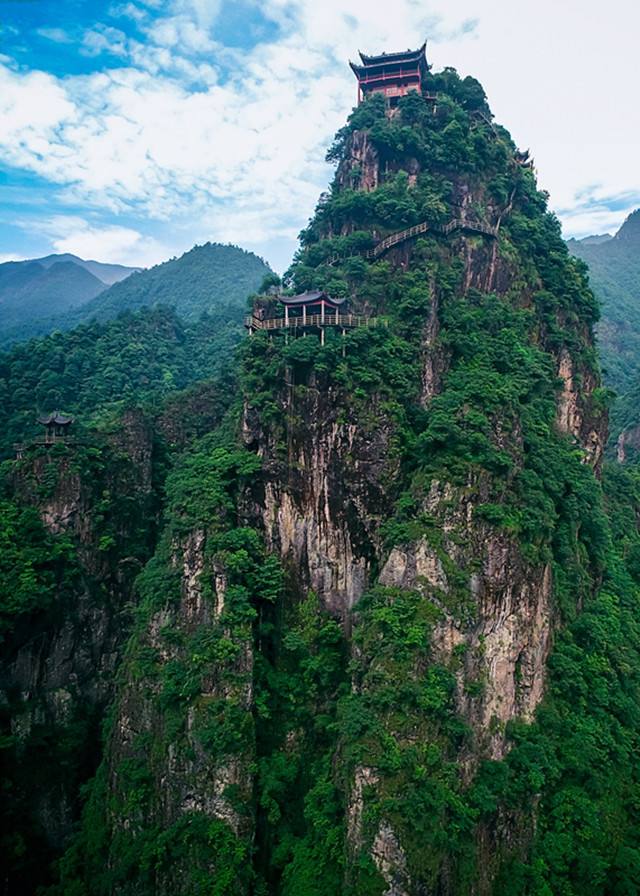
615,208,640,243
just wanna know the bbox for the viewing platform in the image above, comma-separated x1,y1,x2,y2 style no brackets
245,290,379,342
245,312,379,332
14,411,77,459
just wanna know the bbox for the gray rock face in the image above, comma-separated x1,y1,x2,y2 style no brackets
617,423,640,463
243,381,397,620
338,130,380,193
380,484,553,761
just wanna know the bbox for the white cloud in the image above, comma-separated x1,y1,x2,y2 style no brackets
109,3,149,23
559,201,638,241
37,27,74,44
32,216,167,266
1,0,639,268
81,25,130,57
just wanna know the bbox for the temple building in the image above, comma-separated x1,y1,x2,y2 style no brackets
245,290,374,344
38,412,74,443
350,43,430,106
277,291,347,328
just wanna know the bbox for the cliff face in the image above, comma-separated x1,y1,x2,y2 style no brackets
243,384,396,618
0,412,158,891
54,77,621,896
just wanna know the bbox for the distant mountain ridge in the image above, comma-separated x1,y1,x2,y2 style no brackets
568,209,640,395
67,242,271,326
0,242,271,348
568,209,640,451
0,253,139,343
33,253,140,285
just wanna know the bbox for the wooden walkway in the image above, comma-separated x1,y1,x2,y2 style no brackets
245,313,382,333
325,215,498,267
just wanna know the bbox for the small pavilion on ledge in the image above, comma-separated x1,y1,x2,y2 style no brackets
38,412,74,444
349,43,432,107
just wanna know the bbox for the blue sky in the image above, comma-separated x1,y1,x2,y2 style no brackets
0,0,639,272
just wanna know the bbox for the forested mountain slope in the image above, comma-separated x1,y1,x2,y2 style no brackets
0,260,106,333
569,211,640,452
0,306,241,459
68,242,271,325
0,292,252,892
0,243,271,348
569,211,640,392
3,69,640,896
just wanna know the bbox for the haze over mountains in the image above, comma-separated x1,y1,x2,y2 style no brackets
0,243,271,347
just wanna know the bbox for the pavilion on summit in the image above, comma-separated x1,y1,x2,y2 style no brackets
349,43,433,106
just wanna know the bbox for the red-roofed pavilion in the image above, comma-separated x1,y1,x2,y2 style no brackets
349,43,430,106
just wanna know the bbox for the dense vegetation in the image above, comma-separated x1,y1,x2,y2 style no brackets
4,69,640,896
0,253,140,344
68,242,270,326
0,260,107,338
0,246,265,892
0,305,242,459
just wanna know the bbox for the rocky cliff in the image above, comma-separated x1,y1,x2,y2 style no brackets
16,71,640,896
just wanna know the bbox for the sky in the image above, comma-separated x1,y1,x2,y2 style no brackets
0,0,638,273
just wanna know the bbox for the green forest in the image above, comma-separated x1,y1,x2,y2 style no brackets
2,64,640,896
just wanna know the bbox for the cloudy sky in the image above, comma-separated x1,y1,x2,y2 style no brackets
0,0,638,272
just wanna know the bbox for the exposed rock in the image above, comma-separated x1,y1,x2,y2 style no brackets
106,526,255,888
420,284,446,405
556,347,604,470
372,822,412,896
347,765,379,850
380,481,553,761
244,381,396,619
617,423,640,463
379,540,448,593
338,130,380,193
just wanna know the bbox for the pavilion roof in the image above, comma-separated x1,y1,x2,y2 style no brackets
355,43,427,68
279,291,347,307
38,412,74,426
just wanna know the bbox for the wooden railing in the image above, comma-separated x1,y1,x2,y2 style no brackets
13,438,82,458
359,71,421,85
324,215,498,267
245,314,382,332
